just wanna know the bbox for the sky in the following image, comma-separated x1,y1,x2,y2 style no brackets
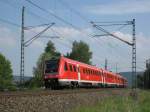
0,0,150,76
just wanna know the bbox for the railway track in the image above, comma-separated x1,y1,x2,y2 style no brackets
0,88,125,98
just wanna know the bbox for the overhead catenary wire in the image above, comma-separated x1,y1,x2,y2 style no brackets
25,0,81,31
0,1,72,51
1,0,135,73
25,0,114,60
24,23,52,30
25,0,100,42
0,18,20,27
0,0,84,56
56,0,109,50
57,0,89,23
91,21,133,46
24,23,55,47
56,0,132,53
2,0,118,61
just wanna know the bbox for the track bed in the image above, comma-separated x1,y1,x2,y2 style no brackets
0,88,129,112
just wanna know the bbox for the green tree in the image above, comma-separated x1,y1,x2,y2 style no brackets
32,40,61,87
143,67,150,89
0,53,13,90
137,60,150,89
66,41,92,64
137,74,144,88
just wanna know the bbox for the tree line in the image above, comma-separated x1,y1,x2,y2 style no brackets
137,64,150,89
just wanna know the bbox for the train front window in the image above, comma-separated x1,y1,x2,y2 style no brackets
45,60,59,74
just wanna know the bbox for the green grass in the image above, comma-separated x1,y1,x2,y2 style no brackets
72,90,150,112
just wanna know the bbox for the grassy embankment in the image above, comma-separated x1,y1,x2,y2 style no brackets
72,90,150,112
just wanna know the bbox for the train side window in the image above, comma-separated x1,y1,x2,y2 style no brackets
90,70,92,75
73,65,77,72
87,69,89,74
83,69,85,74
85,69,87,74
86,69,88,74
96,71,98,75
88,69,90,75
84,69,86,74
69,64,73,72
64,62,68,71
92,70,94,75
95,71,97,75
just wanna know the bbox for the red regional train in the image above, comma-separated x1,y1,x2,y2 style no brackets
44,56,127,89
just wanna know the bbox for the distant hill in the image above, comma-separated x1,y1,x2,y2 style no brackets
119,71,143,87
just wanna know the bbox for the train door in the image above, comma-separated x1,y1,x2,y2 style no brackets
102,70,106,87
77,64,81,82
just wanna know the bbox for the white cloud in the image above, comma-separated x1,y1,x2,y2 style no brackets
31,40,44,48
0,27,16,47
85,0,150,15
113,31,132,43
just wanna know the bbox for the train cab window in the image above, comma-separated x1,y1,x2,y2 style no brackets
69,64,73,72
45,59,59,73
64,62,68,71
73,65,77,72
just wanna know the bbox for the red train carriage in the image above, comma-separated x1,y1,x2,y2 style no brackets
44,56,127,89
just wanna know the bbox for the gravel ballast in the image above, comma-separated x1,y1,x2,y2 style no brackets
0,89,128,112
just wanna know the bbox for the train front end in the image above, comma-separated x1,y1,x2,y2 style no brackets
44,59,60,89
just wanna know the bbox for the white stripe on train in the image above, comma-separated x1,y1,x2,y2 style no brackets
58,79,123,85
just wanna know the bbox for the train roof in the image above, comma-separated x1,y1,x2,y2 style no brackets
61,56,103,71
61,56,124,78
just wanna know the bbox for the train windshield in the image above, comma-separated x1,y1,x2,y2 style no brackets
45,59,59,74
